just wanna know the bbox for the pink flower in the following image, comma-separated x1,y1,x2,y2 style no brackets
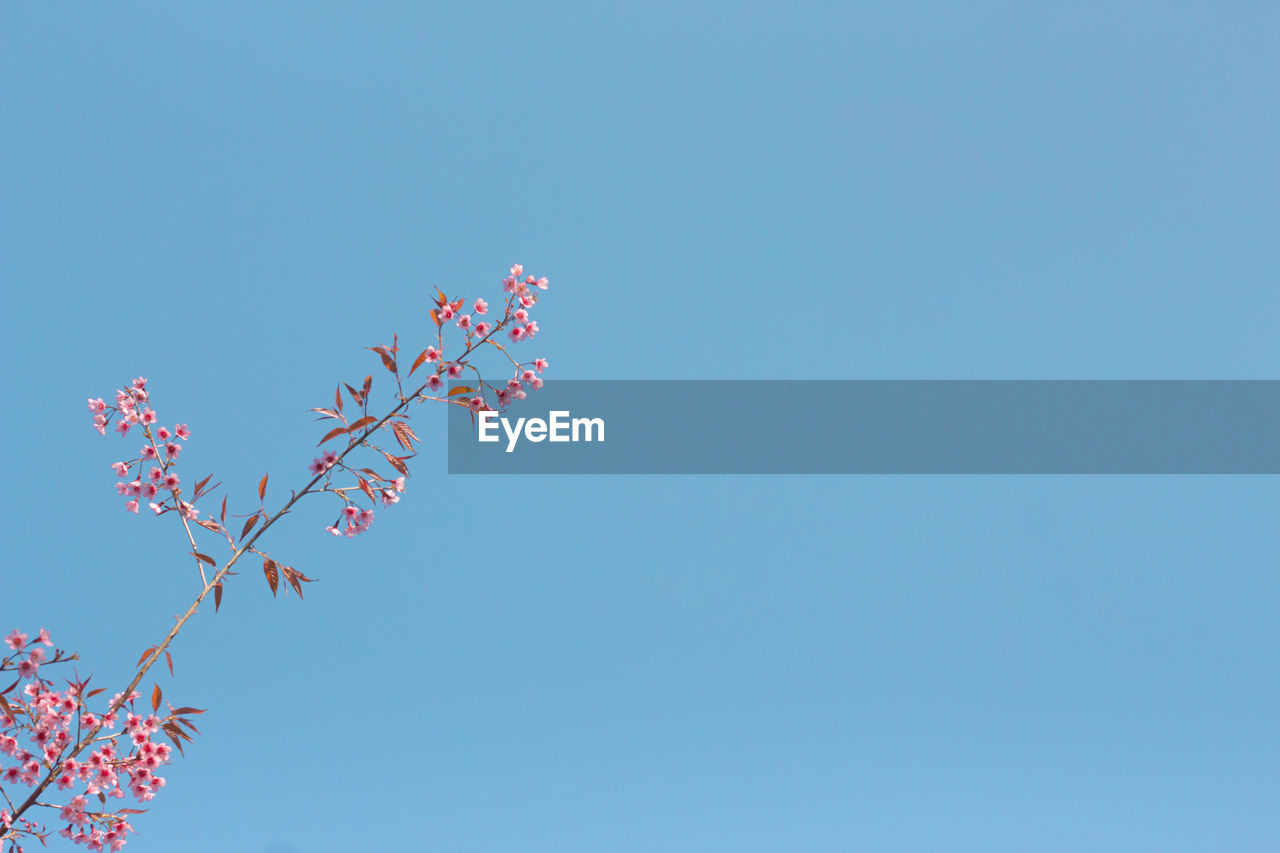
112,461,130,477
163,473,179,490
322,450,338,467
446,362,464,378
530,377,544,390
438,303,455,322
126,480,142,497
342,505,359,519
156,426,171,441
28,648,45,665
426,375,443,391
142,483,159,499
131,377,147,391
469,396,485,411
181,502,198,520
36,628,52,646
423,346,440,363
141,445,157,460
473,321,492,337
534,358,548,372
503,276,518,293
126,499,139,514
115,421,131,436
474,298,488,315
325,525,341,536
165,442,181,460
174,424,191,440
521,370,536,384
380,488,400,506
149,467,163,482
510,263,523,278
308,458,325,475
514,309,529,323
457,314,472,330
149,503,164,515
5,630,27,650
140,410,157,425
508,327,526,342
523,321,539,338
519,292,536,308
536,276,549,290
392,476,406,492
88,398,107,413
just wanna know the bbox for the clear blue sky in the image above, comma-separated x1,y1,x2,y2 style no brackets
3,2,1279,850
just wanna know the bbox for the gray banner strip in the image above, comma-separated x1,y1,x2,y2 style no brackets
446,380,1280,474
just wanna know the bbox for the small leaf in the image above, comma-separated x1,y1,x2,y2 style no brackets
151,684,162,712
369,347,397,374
165,651,174,677
240,514,259,541
436,287,448,307
86,687,105,698
194,474,212,495
318,427,348,446
357,477,375,501
447,385,475,396
220,495,227,524
382,451,409,476
409,347,435,376
430,308,440,327
264,558,279,597
391,420,414,450
214,582,224,612
136,647,156,667
258,474,268,501
347,415,376,433
192,552,217,566
170,706,207,715
335,385,344,413
362,375,373,398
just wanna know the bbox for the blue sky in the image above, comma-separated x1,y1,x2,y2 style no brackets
2,2,1278,850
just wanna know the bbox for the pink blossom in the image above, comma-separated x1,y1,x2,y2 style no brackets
149,502,164,515
519,292,536,308
438,303,455,322
510,263,523,278
530,377,544,390
163,473,179,490
457,314,472,329
523,321,539,338
112,461,130,477
131,377,147,391
156,426,171,441
125,499,139,514
5,630,26,650
88,398,107,413
308,458,325,475
37,628,52,646
126,480,142,497
536,276,549,290
141,445,157,460
393,476,406,491
474,298,488,315
426,375,443,391
140,409,157,425
325,525,342,536
469,396,485,411
149,467,163,482
508,327,526,342
503,276,518,293
447,362,465,378
474,321,492,337
165,442,181,460
174,424,191,440
534,358,548,372
423,346,440,363
514,309,529,323
115,421,130,436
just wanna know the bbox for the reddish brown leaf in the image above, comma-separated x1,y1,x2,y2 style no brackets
436,287,448,307
118,809,149,815
451,297,464,312
136,647,156,668
381,451,409,475
220,495,227,524
151,684,162,712
258,474,268,501
347,415,376,433
194,474,212,496
409,347,435,376
192,552,216,566
264,558,279,597
362,375,373,397
430,308,440,327
318,426,348,445
369,347,397,374
240,514,259,541
391,420,415,450
214,582,224,612
165,651,174,677
86,687,105,698
170,706,207,715
196,519,221,533
357,477,375,501
447,385,475,396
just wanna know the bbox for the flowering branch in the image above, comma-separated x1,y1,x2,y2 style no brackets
2,265,551,850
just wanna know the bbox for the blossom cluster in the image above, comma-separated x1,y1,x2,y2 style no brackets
88,379,193,519
1,630,184,852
